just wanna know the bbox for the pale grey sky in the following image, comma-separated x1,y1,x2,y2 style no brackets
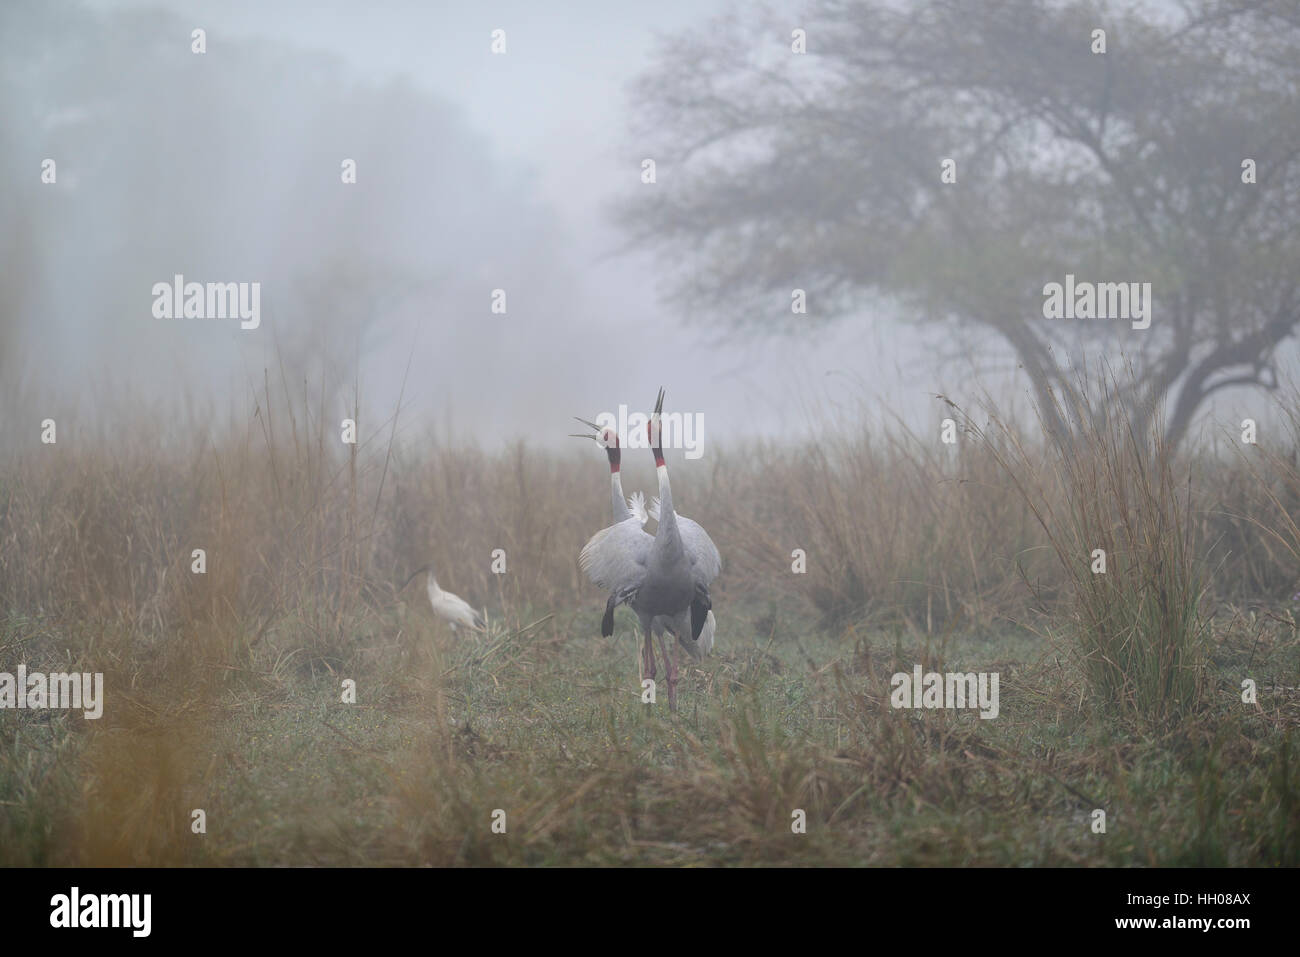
28,0,955,449
6,0,1284,454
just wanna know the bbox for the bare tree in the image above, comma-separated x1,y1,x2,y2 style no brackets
617,0,1300,447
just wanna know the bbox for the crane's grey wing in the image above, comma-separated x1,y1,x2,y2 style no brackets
676,516,722,584
579,518,652,593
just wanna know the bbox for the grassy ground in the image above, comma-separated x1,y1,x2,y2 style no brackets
2,591,1295,866
2,376,1299,866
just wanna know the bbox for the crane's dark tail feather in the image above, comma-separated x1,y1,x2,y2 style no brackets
602,594,618,637
603,585,639,637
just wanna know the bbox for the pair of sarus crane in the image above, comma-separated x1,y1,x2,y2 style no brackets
404,389,720,712
573,388,721,711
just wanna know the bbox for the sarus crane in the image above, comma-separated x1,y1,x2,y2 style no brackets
578,389,721,709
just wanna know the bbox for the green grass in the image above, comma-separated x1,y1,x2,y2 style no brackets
3,596,1296,866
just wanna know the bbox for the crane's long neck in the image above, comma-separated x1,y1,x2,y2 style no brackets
653,447,683,551
608,445,631,522
427,569,442,597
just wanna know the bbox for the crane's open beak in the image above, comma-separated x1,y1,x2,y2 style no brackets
571,416,620,451
570,416,602,440
649,388,665,451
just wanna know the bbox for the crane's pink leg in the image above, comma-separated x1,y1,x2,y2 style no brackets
642,630,656,682
656,632,678,711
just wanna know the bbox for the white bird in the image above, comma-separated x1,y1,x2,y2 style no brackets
579,389,721,709
398,564,486,633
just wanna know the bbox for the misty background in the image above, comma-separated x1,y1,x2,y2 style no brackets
1,0,1296,453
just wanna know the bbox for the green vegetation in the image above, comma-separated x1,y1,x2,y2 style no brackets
1,376,1297,865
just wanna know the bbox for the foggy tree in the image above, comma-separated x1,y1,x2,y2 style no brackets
618,0,1300,447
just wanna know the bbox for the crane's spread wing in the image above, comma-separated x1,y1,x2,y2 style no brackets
677,516,722,584
579,518,652,593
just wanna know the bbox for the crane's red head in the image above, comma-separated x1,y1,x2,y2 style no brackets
649,387,665,467
600,427,621,472
572,417,621,472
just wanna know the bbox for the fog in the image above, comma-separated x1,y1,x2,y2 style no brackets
2,0,1294,452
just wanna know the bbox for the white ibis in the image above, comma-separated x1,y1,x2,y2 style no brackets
398,564,486,632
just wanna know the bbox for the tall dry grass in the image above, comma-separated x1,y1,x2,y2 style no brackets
2,368,1299,863
712,420,1055,635
4,373,1298,676
963,371,1213,727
